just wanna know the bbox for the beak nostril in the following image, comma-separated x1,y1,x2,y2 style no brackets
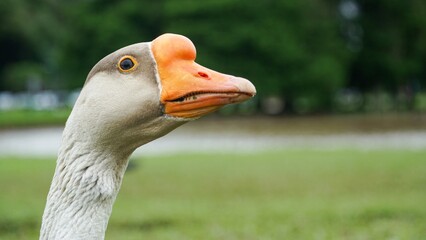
197,71,210,79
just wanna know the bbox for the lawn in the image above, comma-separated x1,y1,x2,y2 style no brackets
0,149,425,239
0,109,71,129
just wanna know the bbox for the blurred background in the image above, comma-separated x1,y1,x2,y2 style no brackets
0,0,425,115
0,0,426,239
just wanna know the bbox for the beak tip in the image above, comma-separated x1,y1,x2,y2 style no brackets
247,81,257,97
230,76,256,97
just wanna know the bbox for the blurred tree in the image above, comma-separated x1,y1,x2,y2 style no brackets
165,0,349,112
350,0,426,95
1,0,424,113
0,0,65,91
2,62,46,92
58,0,165,89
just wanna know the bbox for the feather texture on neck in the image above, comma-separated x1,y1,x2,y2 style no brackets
40,126,131,240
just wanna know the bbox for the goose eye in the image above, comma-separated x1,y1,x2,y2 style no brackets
118,56,138,72
120,58,134,70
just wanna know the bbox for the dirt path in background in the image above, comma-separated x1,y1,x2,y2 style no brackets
1,115,426,157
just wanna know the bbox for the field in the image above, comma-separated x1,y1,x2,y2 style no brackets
1,149,425,239
0,109,71,129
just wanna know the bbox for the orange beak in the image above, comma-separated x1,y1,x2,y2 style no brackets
152,33,256,118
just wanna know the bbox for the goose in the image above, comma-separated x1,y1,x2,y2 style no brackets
39,33,256,239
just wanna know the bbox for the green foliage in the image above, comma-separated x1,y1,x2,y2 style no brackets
414,92,426,111
2,62,46,91
1,149,426,239
0,0,425,113
165,0,348,110
58,0,165,88
351,0,426,92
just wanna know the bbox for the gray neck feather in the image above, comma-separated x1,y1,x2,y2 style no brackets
40,127,131,240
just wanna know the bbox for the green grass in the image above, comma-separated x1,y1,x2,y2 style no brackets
0,109,71,128
1,150,426,239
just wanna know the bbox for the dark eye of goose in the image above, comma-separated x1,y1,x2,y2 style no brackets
118,56,137,72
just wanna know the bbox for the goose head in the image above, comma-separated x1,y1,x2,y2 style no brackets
41,34,256,240
67,33,256,155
